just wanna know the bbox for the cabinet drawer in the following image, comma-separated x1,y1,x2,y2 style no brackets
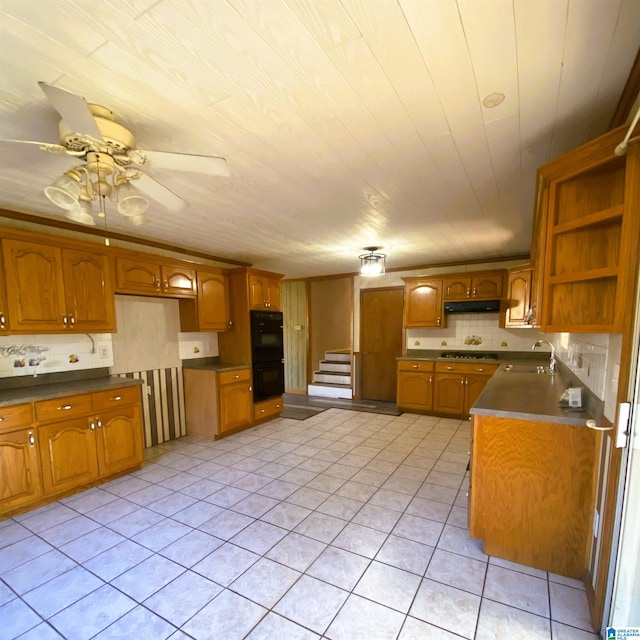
219,368,251,386
35,394,93,423
254,396,283,421
92,386,141,412
398,360,434,372
0,403,34,433
435,362,498,375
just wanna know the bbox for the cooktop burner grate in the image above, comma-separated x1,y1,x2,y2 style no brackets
440,351,498,360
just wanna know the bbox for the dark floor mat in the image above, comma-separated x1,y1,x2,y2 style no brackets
279,405,327,420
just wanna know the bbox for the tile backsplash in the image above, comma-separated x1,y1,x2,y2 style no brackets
406,313,546,352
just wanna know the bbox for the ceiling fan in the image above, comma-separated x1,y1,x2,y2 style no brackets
1,81,230,225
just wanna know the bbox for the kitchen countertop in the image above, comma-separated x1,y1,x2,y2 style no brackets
182,358,249,373
397,350,547,363
470,366,600,426
0,376,142,408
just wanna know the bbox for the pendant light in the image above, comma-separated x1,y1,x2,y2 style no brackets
359,246,386,277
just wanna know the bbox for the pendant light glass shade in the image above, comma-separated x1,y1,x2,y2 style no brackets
359,247,386,276
116,181,149,216
64,201,96,225
44,174,81,210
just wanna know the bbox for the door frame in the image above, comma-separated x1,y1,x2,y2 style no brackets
357,286,404,401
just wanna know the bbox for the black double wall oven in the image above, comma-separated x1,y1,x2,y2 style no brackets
250,310,285,402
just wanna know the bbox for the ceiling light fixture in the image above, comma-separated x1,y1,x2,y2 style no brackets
43,151,149,226
359,246,386,277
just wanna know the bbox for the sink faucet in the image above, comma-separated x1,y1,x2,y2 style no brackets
532,340,556,373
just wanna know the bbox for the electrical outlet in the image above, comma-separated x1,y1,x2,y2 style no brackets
99,346,109,358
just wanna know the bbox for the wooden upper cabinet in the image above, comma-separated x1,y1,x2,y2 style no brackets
197,270,230,331
115,257,196,297
61,248,116,332
1,240,116,334
249,273,281,310
443,272,504,300
2,239,67,332
537,125,640,332
504,265,533,327
402,278,444,328
0,246,8,334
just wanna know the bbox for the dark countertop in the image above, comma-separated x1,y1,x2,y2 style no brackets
182,358,249,373
0,376,142,408
470,366,600,426
397,350,547,363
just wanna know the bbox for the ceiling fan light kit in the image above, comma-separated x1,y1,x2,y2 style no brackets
3,81,230,228
359,246,386,277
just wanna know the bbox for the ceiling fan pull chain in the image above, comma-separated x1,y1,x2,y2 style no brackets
102,196,110,246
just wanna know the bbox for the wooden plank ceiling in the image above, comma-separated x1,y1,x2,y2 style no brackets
0,0,638,278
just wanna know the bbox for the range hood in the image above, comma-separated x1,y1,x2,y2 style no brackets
444,299,501,313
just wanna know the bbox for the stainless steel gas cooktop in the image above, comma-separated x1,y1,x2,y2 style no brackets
439,351,498,360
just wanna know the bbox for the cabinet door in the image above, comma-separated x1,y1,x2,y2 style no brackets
472,274,503,299
160,265,196,297
61,248,116,332
464,375,491,414
115,257,162,295
39,417,99,496
197,272,230,330
2,239,66,332
433,373,465,415
505,269,532,327
0,247,8,334
219,382,253,432
249,275,268,309
444,277,471,300
0,428,42,514
266,278,281,310
95,405,143,477
404,280,444,327
397,371,433,411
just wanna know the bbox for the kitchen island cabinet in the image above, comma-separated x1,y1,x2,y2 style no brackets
470,414,597,578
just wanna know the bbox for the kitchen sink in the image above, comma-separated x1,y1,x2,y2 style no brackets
503,364,553,374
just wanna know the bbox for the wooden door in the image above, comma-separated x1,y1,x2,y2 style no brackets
0,428,42,514
472,274,503,299
397,371,433,411
95,405,143,476
404,280,443,327
38,417,99,496
160,265,196,297
2,239,66,332
197,272,230,330
433,374,465,415
360,288,404,402
249,275,268,309
266,278,281,310
444,277,471,300
219,382,252,432
61,248,116,332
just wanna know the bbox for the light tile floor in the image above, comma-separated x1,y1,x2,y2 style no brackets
0,409,599,640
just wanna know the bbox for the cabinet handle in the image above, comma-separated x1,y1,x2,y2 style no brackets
62,315,68,327
475,367,485,372
437,316,441,326
0,312,5,328
412,364,419,369
90,420,96,430
154,278,161,290
460,378,464,385
111,395,122,401
57,404,73,411
69,314,75,327
472,287,477,296
429,376,432,383
233,374,240,379
28,431,35,447
163,280,169,291
260,409,265,414
0,416,5,422
96,418,102,429
249,386,252,392
466,288,470,297
464,378,468,385
276,404,281,408
446,366,454,371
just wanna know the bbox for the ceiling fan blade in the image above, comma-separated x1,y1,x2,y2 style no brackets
138,149,230,177
38,81,103,140
0,138,67,153
134,172,188,212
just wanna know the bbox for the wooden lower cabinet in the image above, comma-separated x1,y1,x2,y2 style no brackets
0,402,42,514
433,363,498,417
469,415,597,578
254,396,283,422
1,385,143,518
184,367,254,439
396,361,434,412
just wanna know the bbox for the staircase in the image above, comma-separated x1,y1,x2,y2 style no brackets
307,349,353,399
